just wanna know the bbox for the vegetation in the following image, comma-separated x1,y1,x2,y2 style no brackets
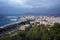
0,23,60,40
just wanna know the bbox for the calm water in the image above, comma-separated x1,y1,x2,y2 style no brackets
0,19,14,27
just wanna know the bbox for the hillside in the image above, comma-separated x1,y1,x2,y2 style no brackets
0,23,60,40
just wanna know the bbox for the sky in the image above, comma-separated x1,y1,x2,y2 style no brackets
0,0,60,16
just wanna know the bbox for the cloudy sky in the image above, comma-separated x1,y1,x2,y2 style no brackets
0,0,60,16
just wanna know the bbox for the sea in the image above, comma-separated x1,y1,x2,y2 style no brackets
0,16,19,27
0,19,15,27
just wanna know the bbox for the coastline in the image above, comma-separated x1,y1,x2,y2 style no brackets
0,21,21,28
0,15,60,28
0,16,60,36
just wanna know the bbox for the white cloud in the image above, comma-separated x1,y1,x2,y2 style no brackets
7,0,25,5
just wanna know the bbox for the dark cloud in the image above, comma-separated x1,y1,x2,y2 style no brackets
0,0,60,16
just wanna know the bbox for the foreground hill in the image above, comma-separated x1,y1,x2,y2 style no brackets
0,23,60,40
